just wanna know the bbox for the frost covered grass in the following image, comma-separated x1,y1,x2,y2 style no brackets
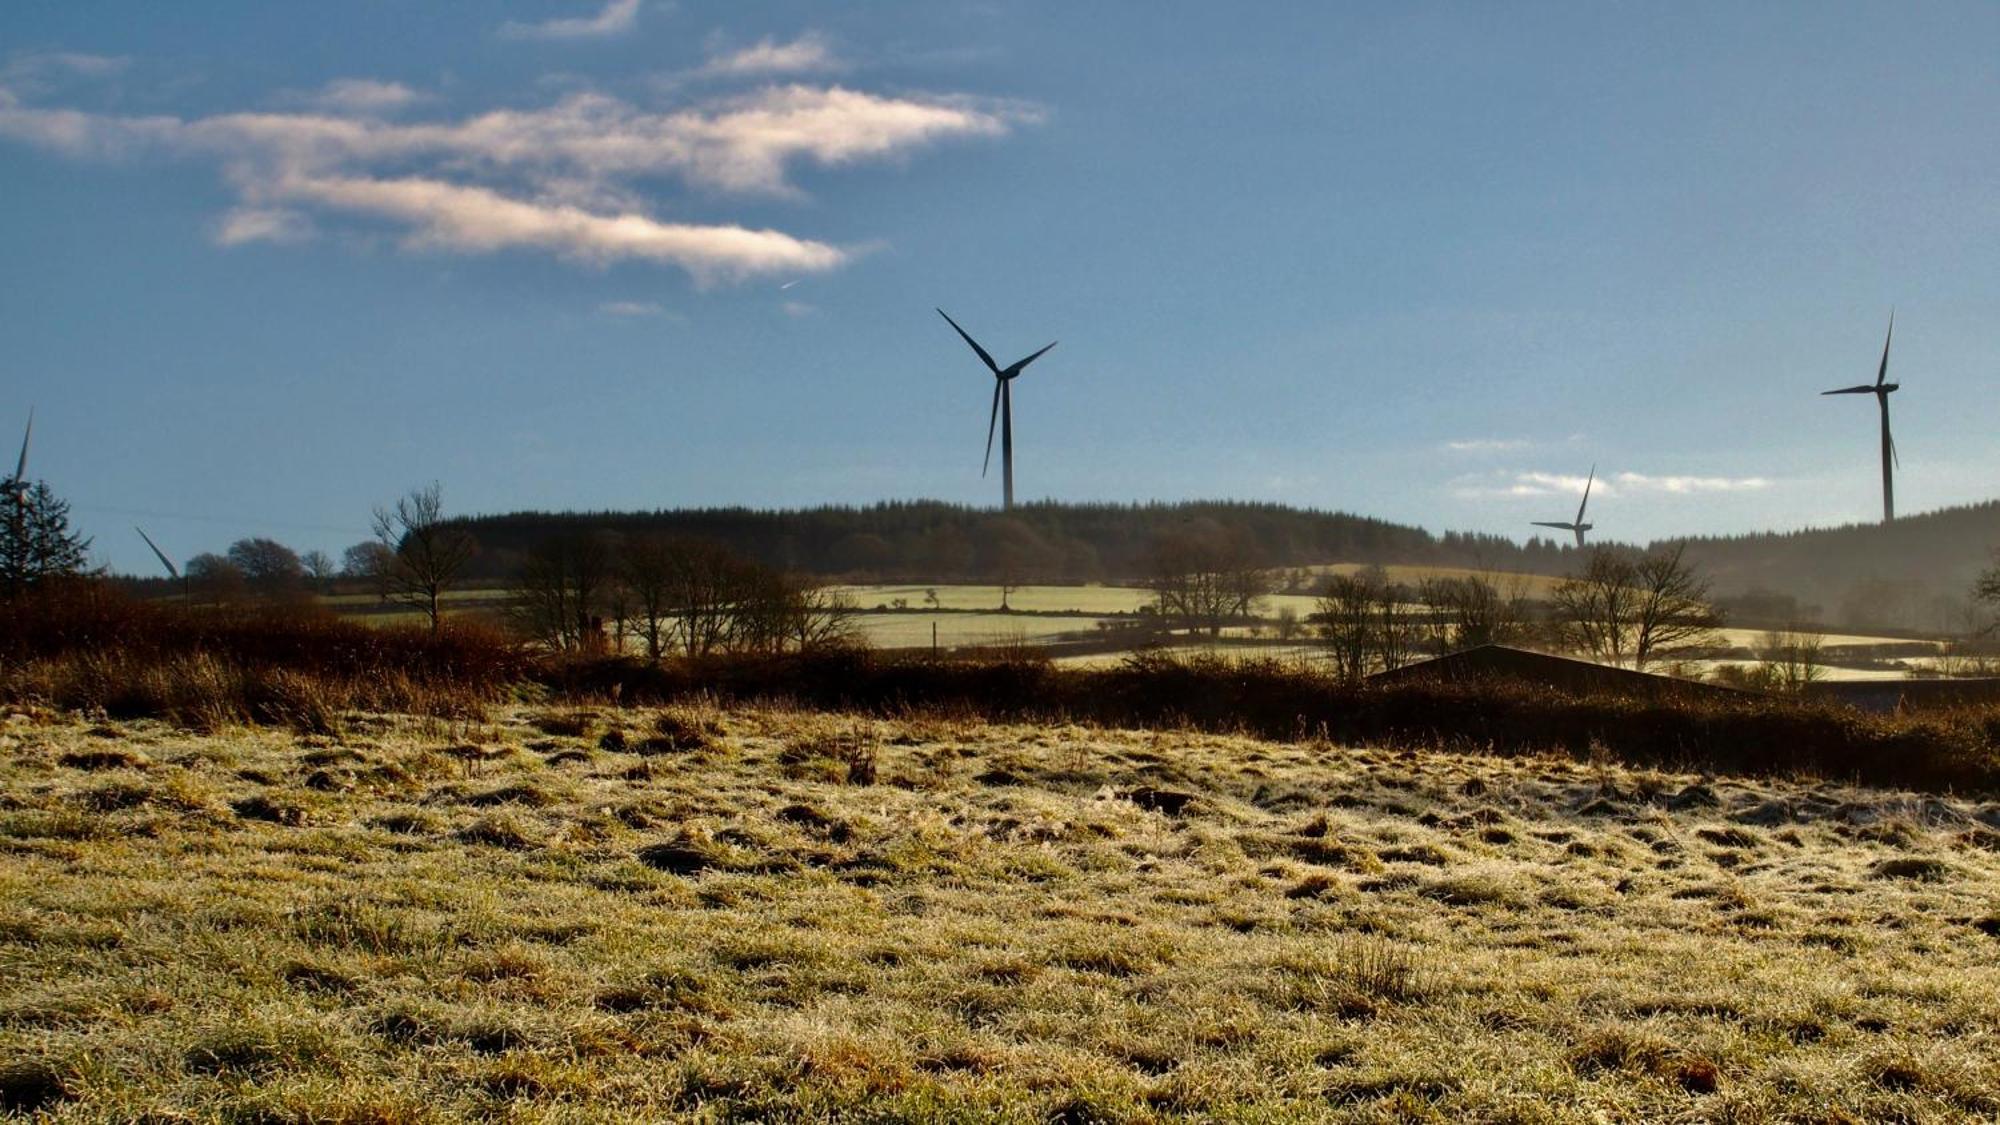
2,701,1998,1121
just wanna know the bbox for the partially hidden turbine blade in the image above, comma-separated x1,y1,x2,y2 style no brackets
135,526,180,579
1876,311,1894,388
12,407,30,484
937,308,1001,375
982,379,1001,477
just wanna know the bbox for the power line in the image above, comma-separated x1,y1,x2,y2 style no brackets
71,502,370,538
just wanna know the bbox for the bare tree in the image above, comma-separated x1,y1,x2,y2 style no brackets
1314,573,1377,681
620,533,675,660
1759,627,1824,692
1972,552,2000,636
373,483,477,635
1628,543,1722,670
1416,573,1530,654
185,552,247,606
1372,573,1420,672
342,540,395,601
300,549,336,593
767,576,860,653
509,530,614,652
667,538,756,657
1552,549,1641,665
1146,527,1271,637
227,537,305,598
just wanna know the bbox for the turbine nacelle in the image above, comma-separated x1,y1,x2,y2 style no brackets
1530,464,1596,550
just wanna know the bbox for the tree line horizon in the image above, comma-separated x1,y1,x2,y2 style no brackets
95,495,2000,634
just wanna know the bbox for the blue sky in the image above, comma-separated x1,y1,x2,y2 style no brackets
3,1,1998,574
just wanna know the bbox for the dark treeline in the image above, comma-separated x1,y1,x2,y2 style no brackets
450,500,1567,585
1670,499,2000,632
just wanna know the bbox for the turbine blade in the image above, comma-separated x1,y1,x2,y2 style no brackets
1822,385,1876,395
981,379,1001,477
937,308,1001,375
1007,340,1058,375
135,526,180,579
1575,464,1595,525
1876,310,1894,388
1531,522,1575,531
13,407,30,483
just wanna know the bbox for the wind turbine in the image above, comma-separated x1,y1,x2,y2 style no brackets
135,526,189,602
1532,464,1596,549
937,308,1056,511
1821,312,1900,523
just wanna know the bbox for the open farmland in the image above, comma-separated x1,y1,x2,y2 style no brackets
4,703,1999,1121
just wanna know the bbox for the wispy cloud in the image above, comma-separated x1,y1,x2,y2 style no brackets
599,300,664,317
275,173,844,281
215,206,315,246
1443,438,1532,454
500,0,643,41
781,300,818,318
1613,471,1771,494
1451,469,1772,501
300,78,423,116
698,34,842,79
0,78,1033,280
0,51,129,93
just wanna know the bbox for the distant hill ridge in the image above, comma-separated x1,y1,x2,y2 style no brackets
451,498,2000,631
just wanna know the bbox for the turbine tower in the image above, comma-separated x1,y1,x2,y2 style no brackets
937,308,1056,511
1821,313,1900,523
1531,464,1596,549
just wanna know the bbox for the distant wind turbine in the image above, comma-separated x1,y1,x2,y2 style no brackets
937,308,1057,511
1821,312,1900,523
1532,464,1596,549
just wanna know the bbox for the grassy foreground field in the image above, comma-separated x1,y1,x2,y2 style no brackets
4,703,2000,1121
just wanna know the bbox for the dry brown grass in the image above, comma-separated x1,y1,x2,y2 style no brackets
2,701,1999,1120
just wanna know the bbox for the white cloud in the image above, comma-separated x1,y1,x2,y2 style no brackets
1613,471,1771,494
304,79,422,116
1451,469,1772,501
215,207,315,246
500,0,642,41
274,173,843,281
698,34,841,79
1443,438,1531,453
600,300,663,316
0,79,1031,281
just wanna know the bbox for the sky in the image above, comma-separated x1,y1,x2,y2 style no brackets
2,1,1998,575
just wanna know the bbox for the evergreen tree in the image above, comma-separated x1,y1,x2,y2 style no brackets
1,480,92,596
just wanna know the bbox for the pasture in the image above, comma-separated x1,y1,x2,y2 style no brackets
3,701,1998,1120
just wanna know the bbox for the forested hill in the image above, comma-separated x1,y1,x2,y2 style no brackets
1668,499,2000,631
450,501,1564,584
450,498,2000,631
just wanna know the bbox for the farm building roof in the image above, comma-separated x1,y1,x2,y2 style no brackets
1368,645,1757,702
